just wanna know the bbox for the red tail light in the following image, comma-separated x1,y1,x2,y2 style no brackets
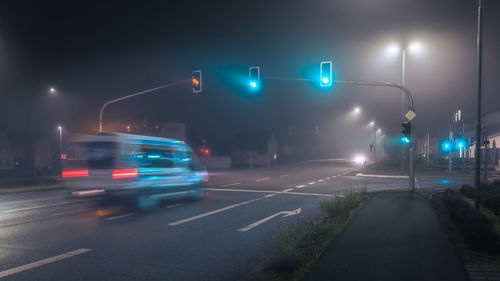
62,169,89,178
112,169,138,179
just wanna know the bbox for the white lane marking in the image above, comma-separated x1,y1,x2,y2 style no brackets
0,196,65,206
296,185,306,188
0,248,92,278
167,203,183,208
282,188,293,192
169,197,264,226
355,173,408,179
332,175,337,178
3,202,72,213
308,182,316,185
106,213,136,221
279,175,290,177
264,194,276,198
256,178,270,182
206,188,338,197
318,179,324,182
238,208,301,232
221,182,241,187
326,177,331,179
51,208,91,217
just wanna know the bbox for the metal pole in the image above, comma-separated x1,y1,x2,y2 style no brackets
374,126,377,164
410,121,415,192
484,136,488,183
449,117,453,173
58,127,63,176
98,79,189,132
474,0,483,210
401,50,406,174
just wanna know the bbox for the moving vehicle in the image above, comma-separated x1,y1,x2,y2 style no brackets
62,132,208,209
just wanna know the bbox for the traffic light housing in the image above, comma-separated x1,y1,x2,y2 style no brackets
249,66,260,90
320,61,333,87
401,121,411,143
192,70,202,93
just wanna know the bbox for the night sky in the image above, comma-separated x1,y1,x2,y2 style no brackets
0,0,499,154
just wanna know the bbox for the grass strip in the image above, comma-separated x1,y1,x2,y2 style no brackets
0,183,66,195
244,191,368,281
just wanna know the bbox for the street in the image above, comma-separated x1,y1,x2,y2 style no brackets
0,160,471,281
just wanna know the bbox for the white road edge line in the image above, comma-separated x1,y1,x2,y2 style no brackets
221,182,241,187
3,202,72,213
264,194,276,198
106,213,136,221
0,248,92,278
256,178,270,182
169,197,264,226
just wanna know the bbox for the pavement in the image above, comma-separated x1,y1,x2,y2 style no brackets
0,160,472,281
302,191,469,281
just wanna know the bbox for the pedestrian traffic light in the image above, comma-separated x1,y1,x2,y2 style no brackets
455,137,467,150
320,61,333,87
401,121,411,143
249,66,260,90
192,70,202,93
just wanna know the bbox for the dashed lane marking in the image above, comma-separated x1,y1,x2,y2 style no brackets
0,248,92,278
256,178,270,182
167,203,183,208
106,213,136,221
296,185,306,188
205,188,339,198
279,175,290,177
282,188,293,192
308,182,316,185
3,202,72,213
169,197,264,226
221,182,241,187
318,179,324,182
264,194,276,198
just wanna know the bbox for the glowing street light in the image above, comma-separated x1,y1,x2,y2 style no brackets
352,106,361,115
49,87,56,96
369,120,375,126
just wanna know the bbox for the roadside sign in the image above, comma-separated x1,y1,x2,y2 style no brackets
405,110,416,120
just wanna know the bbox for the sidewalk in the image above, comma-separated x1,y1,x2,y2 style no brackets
302,191,468,281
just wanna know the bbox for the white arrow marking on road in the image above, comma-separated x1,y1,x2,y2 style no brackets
237,208,302,232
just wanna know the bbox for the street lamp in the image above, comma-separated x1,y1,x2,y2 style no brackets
49,87,56,96
352,106,361,115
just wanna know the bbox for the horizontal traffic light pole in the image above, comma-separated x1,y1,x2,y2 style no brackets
98,78,190,132
263,77,415,111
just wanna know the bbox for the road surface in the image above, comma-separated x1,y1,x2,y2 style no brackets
0,160,470,281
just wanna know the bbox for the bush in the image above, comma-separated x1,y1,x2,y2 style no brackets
441,189,498,253
460,184,475,199
262,192,368,280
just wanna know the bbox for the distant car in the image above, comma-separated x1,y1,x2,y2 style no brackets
62,132,208,209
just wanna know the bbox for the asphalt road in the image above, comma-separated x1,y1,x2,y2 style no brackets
0,160,471,281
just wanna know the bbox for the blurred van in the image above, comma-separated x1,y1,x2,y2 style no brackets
62,132,208,209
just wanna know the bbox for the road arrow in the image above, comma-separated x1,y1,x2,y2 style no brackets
237,208,301,232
